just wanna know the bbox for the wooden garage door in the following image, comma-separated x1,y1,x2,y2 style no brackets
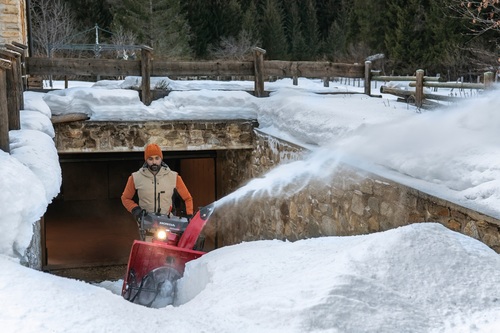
180,158,216,211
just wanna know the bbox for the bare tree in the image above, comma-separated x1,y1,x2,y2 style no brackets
449,0,500,33
209,30,260,61
110,25,138,60
30,0,80,57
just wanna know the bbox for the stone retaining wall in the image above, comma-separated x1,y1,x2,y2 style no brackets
205,131,500,253
54,120,257,153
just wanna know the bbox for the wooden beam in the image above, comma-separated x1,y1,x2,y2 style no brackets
380,85,463,102
264,61,365,78
152,61,254,77
3,46,25,109
373,75,443,82
415,69,424,108
11,42,28,50
0,50,22,129
51,113,90,124
484,72,494,88
0,62,11,152
141,46,152,106
26,57,141,76
253,47,266,97
5,44,25,57
0,58,11,69
364,61,372,95
7,43,27,89
409,81,485,89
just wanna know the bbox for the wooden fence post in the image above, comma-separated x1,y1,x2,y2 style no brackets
415,69,424,108
364,61,372,95
9,43,28,91
0,59,12,152
484,71,494,88
5,44,24,110
0,49,22,130
323,77,329,87
253,47,266,97
141,45,153,106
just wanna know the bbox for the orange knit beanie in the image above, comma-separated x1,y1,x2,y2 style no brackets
144,143,163,160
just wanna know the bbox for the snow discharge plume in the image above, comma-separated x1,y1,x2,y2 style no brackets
328,90,500,217
216,148,343,207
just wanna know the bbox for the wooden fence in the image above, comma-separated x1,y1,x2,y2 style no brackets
1,43,497,152
372,68,495,108
24,46,369,103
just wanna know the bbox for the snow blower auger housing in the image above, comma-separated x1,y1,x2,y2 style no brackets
122,204,214,308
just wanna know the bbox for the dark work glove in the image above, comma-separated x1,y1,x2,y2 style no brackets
131,206,145,226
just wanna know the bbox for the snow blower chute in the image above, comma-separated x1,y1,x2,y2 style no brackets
121,203,214,307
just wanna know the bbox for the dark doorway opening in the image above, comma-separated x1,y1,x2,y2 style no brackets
43,151,216,273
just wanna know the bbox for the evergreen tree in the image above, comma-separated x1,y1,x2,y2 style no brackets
316,0,343,41
324,20,347,61
301,0,320,59
347,0,389,56
260,0,288,59
109,0,192,59
384,0,421,73
241,0,261,43
182,0,243,58
321,0,350,60
422,1,467,76
287,0,308,60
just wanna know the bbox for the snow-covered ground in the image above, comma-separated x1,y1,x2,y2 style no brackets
1,77,499,332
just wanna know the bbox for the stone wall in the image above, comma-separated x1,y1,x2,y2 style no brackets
214,130,305,199
206,131,500,253
0,0,27,45
54,120,258,153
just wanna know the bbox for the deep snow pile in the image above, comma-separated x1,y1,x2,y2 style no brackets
1,223,499,332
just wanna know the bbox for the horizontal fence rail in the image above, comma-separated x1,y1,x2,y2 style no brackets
25,58,365,80
374,69,494,108
25,47,369,104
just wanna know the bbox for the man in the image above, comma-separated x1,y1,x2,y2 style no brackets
121,143,193,224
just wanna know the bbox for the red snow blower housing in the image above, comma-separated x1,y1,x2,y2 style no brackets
121,204,214,308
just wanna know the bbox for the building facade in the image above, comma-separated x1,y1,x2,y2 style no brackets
0,0,27,45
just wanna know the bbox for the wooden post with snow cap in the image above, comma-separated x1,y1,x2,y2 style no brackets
0,59,12,153
253,47,266,97
141,45,153,106
484,71,494,89
415,69,424,108
364,61,372,96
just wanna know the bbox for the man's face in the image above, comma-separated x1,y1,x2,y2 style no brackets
146,155,162,172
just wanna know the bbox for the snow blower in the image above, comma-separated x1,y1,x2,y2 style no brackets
121,203,214,307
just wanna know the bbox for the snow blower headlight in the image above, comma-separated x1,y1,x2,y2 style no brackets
156,229,168,240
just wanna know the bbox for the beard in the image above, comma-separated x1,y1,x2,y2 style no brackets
148,164,160,172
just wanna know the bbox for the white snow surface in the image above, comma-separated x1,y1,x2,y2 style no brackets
1,77,499,332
